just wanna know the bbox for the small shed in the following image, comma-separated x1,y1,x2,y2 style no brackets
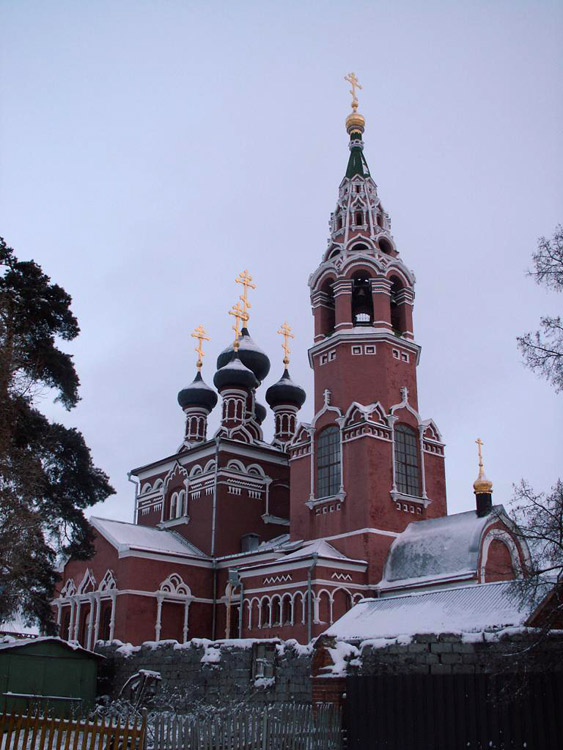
0,637,103,716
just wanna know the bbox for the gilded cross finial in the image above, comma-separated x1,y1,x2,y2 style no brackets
475,437,485,471
228,301,247,351
474,437,493,494
344,72,362,112
277,321,294,367
191,325,210,371
235,269,256,323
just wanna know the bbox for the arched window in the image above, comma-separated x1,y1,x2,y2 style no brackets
61,610,70,640
390,276,406,334
100,605,112,641
351,272,373,325
320,280,335,336
317,426,341,498
380,239,394,255
395,424,420,496
170,493,177,519
177,490,185,517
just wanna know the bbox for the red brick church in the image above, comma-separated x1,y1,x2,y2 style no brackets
55,85,530,648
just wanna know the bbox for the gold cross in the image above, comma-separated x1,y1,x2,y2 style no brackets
475,438,484,469
344,72,362,112
277,321,294,366
191,325,210,370
228,301,248,351
235,269,256,322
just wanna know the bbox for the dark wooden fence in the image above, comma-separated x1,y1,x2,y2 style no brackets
344,672,563,749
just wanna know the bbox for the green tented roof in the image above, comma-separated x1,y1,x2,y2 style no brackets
346,142,371,178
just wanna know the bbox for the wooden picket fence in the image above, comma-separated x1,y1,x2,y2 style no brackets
0,709,147,749
151,704,341,750
0,704,340,750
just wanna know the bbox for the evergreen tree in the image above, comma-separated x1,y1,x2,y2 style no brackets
0,238,114,633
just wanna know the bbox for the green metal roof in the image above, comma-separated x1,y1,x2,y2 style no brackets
345,138,371,178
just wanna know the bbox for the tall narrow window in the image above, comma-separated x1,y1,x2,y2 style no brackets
100,606,111,641
320,280,335,336
395,424,420,496
317,426,341,498
390,276,406,334
61,610,70,641
177,490,185,517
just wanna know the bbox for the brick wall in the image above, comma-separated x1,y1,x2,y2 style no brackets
95,639,313,708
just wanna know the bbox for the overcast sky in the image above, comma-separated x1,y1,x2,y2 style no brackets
1,1,561,523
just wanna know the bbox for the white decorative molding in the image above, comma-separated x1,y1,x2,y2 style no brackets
479,528,523,583
263,574,292,585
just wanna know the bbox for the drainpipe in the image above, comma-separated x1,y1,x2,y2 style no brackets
128,472,140,524
307,553,318,643
211,439,220,555
211,561,218,641
211,439,220,640
238,580,245,638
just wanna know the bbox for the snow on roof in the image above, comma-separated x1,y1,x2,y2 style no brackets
258,534,291,551
238,539,366,574
324,580,534,641
281,539,365,564
381,507,504,589
91,517,208,558
1,612,40,637
0,636,103,658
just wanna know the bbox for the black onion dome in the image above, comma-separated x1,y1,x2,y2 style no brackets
213,351,259,391
265,369,306,409
216,328,270,382
255,402,267,424
177,371,218,412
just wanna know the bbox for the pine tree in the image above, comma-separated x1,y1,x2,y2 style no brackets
0,238,114,633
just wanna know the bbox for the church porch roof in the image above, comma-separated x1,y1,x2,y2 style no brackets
323,580,545,642
237,539,366,575
90,517,208,559
379,506,509,593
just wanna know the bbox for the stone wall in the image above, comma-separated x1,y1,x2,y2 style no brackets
315,630,563,679
96,638,313,708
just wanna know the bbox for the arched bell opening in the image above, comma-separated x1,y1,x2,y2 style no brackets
349,242,368,253
319,279,336,336
351,271,374,326
390,275,407,335
379,238,394,255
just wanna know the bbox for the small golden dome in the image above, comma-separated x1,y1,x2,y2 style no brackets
346,111,366,133
473,473,493,494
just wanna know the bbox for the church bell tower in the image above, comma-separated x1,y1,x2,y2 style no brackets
289,76,447,572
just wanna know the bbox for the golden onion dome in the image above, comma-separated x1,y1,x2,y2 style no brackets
473,472,493,495
346,110,365,134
